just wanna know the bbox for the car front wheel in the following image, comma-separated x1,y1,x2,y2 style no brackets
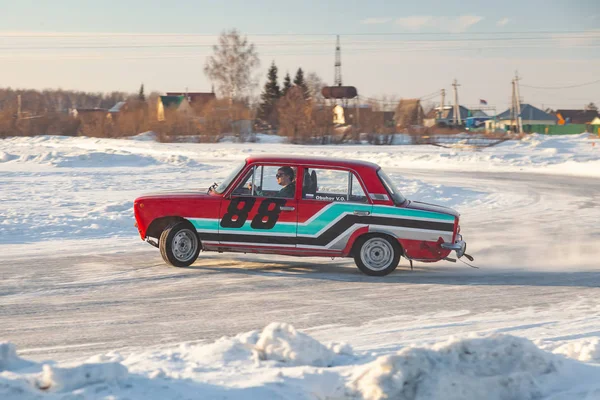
159,221,201,267
354,234,401,276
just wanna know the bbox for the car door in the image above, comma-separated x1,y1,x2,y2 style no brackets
296,166,372,252
218,164,298,250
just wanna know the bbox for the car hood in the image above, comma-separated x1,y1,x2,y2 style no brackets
135,190,214,200
404,200,460,218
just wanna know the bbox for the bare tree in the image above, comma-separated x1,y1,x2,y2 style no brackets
305,72,326,101
311,100,333,144
204,29,260,101
277,86,313,143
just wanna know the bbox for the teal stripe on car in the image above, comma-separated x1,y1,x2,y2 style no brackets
190,203,454,236
371,205,455,221
297,203,372,235
190,218,220,232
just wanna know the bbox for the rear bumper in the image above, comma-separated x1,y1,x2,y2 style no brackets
440,234,466,258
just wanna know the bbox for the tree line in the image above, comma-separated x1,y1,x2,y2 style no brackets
0,28,398,144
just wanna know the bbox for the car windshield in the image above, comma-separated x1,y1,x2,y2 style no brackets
377,169,407,205
214,161,246,194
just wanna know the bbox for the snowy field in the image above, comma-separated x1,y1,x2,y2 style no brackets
1,133,600,399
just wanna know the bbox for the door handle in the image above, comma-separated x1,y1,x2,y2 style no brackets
353,210,370,216
280,206,295,211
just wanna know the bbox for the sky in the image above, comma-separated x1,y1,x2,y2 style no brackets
1,0,599,110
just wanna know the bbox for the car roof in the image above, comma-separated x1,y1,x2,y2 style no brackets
245,154,381,170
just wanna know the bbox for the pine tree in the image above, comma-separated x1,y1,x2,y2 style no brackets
138,84,145,101
293,68,310,100
257,61,282,126
282,73,292,97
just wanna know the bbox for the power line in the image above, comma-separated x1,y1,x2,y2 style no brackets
2,34,597,51
520,79,600,90
1,30,597,38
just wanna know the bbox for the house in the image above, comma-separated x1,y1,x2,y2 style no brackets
466,116,490,130
555,109,599,125
166,92,216,112
590,117,600,134
426,105,470,126
423,108,438,127
394,99,424,130
380,111,395,128
488,104,557,131
157,95,194,121
108,101,128,123
108,101,127,114
470,109,488,118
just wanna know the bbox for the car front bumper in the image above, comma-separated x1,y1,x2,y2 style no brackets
440,234,466,258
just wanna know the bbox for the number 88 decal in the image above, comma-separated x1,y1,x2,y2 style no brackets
220,198,287,229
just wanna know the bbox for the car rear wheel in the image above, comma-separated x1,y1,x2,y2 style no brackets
354,234,401,276
159,221,200,267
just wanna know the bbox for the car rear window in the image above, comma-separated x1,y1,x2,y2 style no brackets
377,169,407,205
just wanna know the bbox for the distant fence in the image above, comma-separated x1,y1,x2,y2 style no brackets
523,124,596,135
410,134,512,148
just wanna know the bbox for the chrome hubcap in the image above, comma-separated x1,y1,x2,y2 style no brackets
172,229,198,262
360,238,394,271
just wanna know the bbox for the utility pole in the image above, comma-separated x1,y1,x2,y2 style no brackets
334,35,342,87
17,94,22,119
439,89,445,119
510,79,516,129
452,79,461,126
514,71,523,134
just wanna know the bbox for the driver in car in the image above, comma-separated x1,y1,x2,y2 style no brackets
248,166,295,198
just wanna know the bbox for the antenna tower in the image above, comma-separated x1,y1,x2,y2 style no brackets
334,35,342,87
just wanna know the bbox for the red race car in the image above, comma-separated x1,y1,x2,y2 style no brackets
134,155,469,276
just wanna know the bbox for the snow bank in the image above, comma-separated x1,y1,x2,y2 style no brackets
0,343,33,371
552,338,600,363
184,330,260,365
1,132,598,175
0,344,128,398
37,362,128,392
1,326,599,399
255,322,343,367
349,334,560,400
129,131,158,141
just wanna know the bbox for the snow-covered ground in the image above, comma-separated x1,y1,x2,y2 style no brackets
1,133,599,399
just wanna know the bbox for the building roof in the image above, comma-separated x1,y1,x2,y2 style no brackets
556,109,599,124
166,92,216,106
109,101,127,113
160,95,185,108
470,109,488,117
497,104,557,122
395,99,424,127
76,108,108,113
437,105,470,122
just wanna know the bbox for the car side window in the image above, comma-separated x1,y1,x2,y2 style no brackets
302,168,368,203
350,173,368,203
232,165,297,198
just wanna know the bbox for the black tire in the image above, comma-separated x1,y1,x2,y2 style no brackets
353,234,401,276
159,220,201,267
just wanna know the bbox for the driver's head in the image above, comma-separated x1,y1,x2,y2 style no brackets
276,166,294,186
